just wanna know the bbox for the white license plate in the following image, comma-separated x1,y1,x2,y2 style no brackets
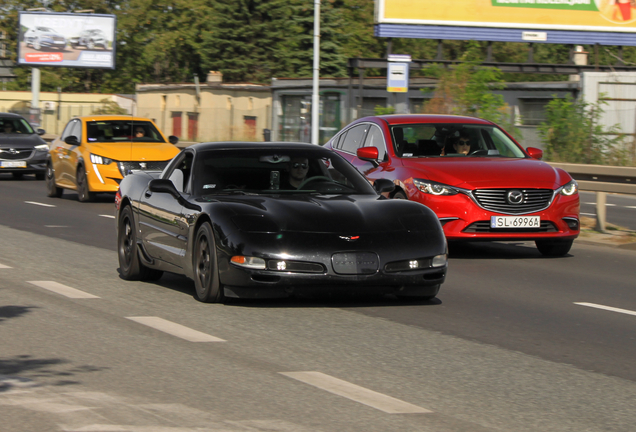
491,216,540,228
1,161,27,168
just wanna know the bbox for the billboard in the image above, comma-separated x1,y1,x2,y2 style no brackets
17,12,116,69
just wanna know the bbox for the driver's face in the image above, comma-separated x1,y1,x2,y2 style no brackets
290,158,309,181
454,139,470,155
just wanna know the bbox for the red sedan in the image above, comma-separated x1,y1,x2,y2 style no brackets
324,115,580,257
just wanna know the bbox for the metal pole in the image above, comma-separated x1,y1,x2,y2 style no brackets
31,67,40,108
595,191,607,232
311,0,320,145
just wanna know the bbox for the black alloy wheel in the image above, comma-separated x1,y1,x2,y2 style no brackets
193,222,225,303
118,205,163,281
45,163,63,197
76,165,96,202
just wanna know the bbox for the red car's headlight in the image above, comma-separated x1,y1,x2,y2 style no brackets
413,179,460,196
559,180,578,196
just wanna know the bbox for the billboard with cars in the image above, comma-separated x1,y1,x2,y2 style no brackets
17,12,116,69
375,0,636,32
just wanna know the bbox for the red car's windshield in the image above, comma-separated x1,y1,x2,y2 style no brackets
391,123,526,158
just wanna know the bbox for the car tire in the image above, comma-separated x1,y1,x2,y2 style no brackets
12,172,23,180
45,163,63,197
535,239,573,257
193,222,225,303
118,205,163,281
392,190,407,200
76,165,96,202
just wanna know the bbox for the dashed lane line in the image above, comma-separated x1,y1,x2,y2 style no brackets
575,302,636,317
0,263,12,269
126,317,226,342
25,201,56,207
280,371,432,414
99,214,116,219
27,281,100,299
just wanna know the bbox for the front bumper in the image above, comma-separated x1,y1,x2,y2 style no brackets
411,189,580,241
86,160,171,193
0,150,47,175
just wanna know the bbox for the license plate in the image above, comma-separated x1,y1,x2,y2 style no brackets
491,216,540,228
1,161,27,168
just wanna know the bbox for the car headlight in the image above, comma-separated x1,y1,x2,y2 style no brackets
35,144,49,151
90,153,113,165
230,256,266,269
413,179,459,196
559,180,578,196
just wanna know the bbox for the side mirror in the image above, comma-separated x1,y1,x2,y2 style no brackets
526,147,543,160
373,178,395,194
149,178,179,196
64,135,79,145
37,128,46,135
169,135,179,145
357,146,379,166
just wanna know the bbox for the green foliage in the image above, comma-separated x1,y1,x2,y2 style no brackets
420,42,519,137
538,95,632,166
374,105,395,115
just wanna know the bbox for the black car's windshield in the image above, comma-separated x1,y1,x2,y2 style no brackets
86,120,165,143
391,123,526,158
0,117,35,134
194,148,377,196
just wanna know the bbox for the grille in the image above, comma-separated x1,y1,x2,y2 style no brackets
0,148,33,160
472,189,554,215
118,160,170,176
463,221,558,233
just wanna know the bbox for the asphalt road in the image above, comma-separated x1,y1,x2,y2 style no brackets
2,174,636,431
580,190,636,230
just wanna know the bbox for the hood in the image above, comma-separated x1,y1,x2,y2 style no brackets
203,194,438,234
88,141,180,161
400,157,568,189
0,133,46,148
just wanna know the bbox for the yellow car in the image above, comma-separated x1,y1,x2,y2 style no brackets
45,115,181,201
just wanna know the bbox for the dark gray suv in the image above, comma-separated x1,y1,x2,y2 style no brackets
0,113,48,180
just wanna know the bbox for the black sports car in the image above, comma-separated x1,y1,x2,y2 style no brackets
0,113,49,179
115,142,448,303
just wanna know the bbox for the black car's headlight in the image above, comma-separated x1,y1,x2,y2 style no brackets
413,179,460,196
35,144,49,152
90,153,113,165
559,180,578,196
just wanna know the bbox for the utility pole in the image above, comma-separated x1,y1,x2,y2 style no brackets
311,0,320,145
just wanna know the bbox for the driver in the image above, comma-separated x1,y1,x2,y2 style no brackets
283,157,309,189
453,135,472,155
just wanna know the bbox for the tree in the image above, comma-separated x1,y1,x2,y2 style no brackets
538,95,632,166
419,42,518,136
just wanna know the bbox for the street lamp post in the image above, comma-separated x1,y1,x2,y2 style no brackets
311,0,320,145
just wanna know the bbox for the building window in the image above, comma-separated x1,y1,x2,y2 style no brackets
519,98,556,126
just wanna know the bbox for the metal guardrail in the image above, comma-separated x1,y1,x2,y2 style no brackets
548,162,636,231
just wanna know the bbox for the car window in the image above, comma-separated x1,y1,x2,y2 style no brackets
86,120,165,143
70,120,82,141
60,121,74,140
363,125,386,161
340,124,368,154
165,151,193,193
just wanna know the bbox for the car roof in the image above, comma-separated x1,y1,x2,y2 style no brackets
72,115,156,122
0,112,28,120
360,114,496,126
186,141,332,153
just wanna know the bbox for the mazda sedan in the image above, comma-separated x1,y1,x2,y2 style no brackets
324,115,580,257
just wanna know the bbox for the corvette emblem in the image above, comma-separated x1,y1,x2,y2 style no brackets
339,235,360,241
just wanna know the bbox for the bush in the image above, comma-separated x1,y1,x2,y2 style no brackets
538,95,632,166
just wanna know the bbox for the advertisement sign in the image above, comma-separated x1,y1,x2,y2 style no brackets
17,12,116,69
376,0,636,33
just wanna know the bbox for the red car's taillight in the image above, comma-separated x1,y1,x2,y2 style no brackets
115,189,122,211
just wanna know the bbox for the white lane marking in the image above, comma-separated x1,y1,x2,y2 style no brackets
280,371,432,414
25,201,56,207
581,213,596,216
605,203,617,207
626,206,636,209
575,302,636,317
45,225,68,228
27,281,100,299
0,263,12,269
126,317,226,342
99,214,116,219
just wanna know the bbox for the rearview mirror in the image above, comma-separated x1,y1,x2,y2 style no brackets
149,179,179,196
373,178,395,194
37,128,46,135
169,135,179,145
357,146,380,167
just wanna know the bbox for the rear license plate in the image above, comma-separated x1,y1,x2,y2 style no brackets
1,161,27,168
491,216,540,228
